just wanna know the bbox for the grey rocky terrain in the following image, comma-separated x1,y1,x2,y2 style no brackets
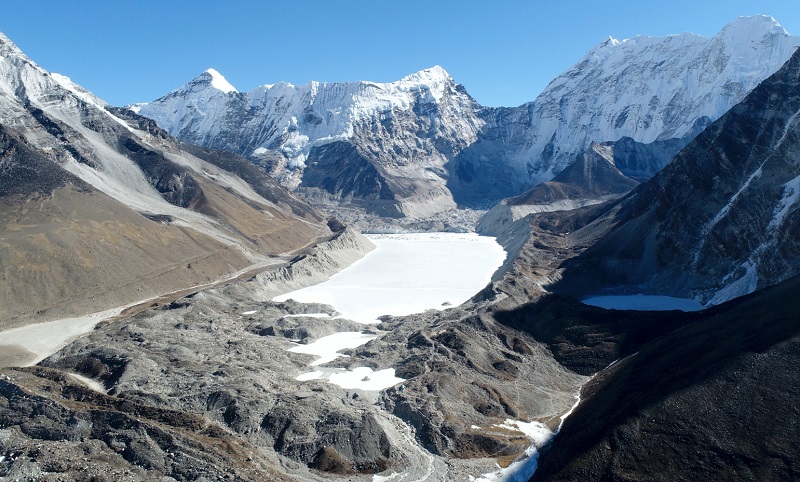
0,207,591,480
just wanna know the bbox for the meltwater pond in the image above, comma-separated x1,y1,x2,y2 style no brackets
582,294,705,312
274,232,507,324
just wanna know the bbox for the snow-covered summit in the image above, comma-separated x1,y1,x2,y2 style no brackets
721,15,788,37
202,68,237,93
136,64,479,182
497,14,800,181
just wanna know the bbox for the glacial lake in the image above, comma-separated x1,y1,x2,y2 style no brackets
272,232,507,391
274,232,507,323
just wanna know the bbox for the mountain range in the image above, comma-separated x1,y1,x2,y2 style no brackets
1,14,800,482
136,15,800,218
0,31,332,330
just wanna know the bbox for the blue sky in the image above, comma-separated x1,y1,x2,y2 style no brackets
2,1,798,107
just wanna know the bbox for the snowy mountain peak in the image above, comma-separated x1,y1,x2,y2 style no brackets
202,68,237,93
0,31,37,68
722,15,789,37
400,65,452,83
0,31,22,54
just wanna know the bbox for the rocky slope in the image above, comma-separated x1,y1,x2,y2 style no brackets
0,32,332,329
0,222,588,480
137,16,799,216
529,276,800,482
553,45,800,305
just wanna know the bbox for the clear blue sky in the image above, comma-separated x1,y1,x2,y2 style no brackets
2,1,798,107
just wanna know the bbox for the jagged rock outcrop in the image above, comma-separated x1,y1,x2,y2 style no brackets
553,45,800,305
477,143,638,236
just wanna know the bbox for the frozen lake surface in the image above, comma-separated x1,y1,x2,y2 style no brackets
275,232,507,323
582,294,705,312
275,232,507,391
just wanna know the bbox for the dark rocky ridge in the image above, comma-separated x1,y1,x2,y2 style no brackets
529,275,800,482
0,124,88,197
508,143,639,207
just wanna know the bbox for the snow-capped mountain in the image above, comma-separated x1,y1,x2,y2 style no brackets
136,16,799,217
454,15,800,201
555,45,800,305
136,66,483,217
0,32,330,328
549,16,798,159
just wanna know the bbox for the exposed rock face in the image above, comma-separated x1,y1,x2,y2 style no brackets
0,368,296,481
0,32,331,329
136,17,799,215
529,276,800,482
554,46,800,305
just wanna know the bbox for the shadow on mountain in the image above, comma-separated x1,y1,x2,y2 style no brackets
516,276,800,481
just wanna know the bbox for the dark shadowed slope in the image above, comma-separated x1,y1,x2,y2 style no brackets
529,275,800,482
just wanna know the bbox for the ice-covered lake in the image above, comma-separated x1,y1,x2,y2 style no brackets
274,232,507,323
273,232,507,391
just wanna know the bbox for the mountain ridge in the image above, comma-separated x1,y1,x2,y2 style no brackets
135,16,800,218
0,32,334,329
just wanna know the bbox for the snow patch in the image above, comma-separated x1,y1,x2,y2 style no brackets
768,174,800,232
328,367,404,391
288,331,377,366
282,313,333,318
373,472,406,482
494,419,552,447
710,259,759,305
